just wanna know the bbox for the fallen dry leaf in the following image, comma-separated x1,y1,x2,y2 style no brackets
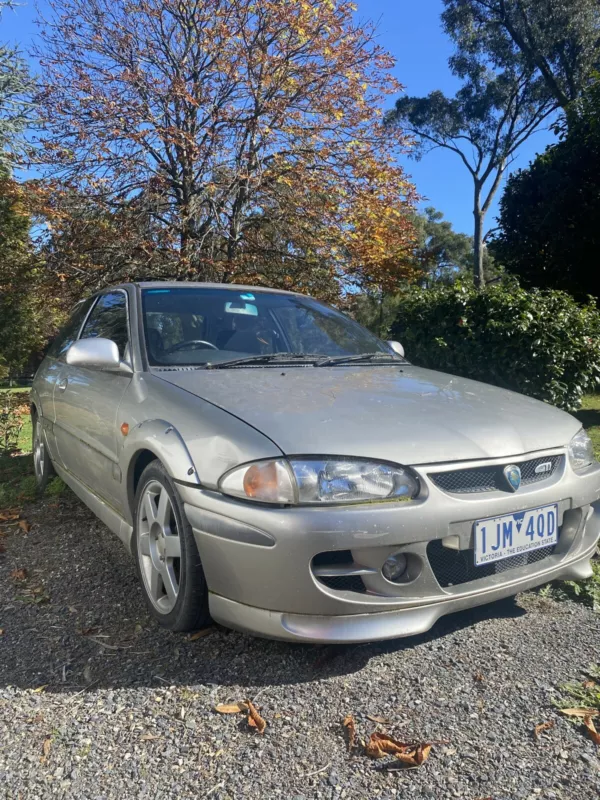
10,568,27,581
189,627,213,641
367,714,391,725
364,732,433,767
41,736,52,761
18,519,31,533
32,685,48,694
365,731,410,758
583,715,600,746
534,721,554,740
560,708,600,718
246,699,266,734
214,701,249,714
0,629,4,636
77,627,98,636
583,680,597,689
402,743,432,766
474,672,485,682
0,510,20,522
343,714,357,752
140,733,162,742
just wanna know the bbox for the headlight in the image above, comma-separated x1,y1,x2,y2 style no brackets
568,429,595,472
219,458,420,505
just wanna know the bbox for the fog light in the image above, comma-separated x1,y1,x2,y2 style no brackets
382,553,408,583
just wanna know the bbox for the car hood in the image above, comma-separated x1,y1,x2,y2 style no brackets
154,365,579,465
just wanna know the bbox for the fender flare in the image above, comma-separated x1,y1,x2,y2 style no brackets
122,419,200,511
29,388,41,417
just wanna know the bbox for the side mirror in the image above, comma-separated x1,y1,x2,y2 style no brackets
66,338,132,373
387,340,405,358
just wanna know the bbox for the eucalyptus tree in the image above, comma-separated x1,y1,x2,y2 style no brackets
387,62,554,286
442,0,600,117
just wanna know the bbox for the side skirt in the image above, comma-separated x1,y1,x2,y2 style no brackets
53,462,134,553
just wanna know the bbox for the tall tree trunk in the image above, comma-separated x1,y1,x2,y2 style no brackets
473,186,485,288
180,220,198,278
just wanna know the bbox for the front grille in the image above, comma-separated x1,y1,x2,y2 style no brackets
427,539,557,588
430,456,563,495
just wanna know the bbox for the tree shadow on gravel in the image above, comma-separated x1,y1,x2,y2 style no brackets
0,493,525,694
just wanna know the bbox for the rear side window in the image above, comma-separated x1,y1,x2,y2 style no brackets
46,299,94,360
80,292,129,358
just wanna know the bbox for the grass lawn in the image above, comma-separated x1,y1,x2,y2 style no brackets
16,413,32,453
576,394,600,459
0,390,38,507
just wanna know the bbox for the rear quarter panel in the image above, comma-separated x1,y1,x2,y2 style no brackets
31,357,63,463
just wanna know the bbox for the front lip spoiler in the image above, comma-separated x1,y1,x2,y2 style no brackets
208,544,597,644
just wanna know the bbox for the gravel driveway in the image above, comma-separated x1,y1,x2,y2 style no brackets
0,488,599,800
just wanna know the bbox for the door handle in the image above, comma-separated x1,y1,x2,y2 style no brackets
56,376,68,392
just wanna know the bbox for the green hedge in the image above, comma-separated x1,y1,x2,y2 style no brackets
390,283,600,411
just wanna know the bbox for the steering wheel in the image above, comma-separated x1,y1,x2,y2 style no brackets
166,339,218,354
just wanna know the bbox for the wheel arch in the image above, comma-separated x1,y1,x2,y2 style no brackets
130,449,159,501
30,389,41,419
123,419,200,516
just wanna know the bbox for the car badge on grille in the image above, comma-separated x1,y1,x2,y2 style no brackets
503,464,522,492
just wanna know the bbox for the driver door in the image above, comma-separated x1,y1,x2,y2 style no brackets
53,290,132,511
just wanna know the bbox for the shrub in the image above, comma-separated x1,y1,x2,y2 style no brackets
0,393,28,455
390,282,600,411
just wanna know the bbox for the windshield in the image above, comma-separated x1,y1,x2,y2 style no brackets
141,287,394,367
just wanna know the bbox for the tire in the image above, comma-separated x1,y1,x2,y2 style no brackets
133,460,210,632
32,411,56,493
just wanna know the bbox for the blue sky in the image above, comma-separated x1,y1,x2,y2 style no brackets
2,0,556,236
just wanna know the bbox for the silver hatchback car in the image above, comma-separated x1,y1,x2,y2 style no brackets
31,282,600,642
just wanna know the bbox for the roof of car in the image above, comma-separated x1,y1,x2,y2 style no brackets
132,281,303,297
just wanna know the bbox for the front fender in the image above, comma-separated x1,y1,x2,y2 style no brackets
122,419,200,521
117,374,284,525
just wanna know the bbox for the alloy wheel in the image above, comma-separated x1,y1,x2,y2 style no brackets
137,480,182,614
33,419,45,484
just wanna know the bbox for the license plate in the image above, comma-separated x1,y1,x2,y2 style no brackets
474,504,558,566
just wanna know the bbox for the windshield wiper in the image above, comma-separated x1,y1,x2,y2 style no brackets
315,353,406,367
205,353,324,369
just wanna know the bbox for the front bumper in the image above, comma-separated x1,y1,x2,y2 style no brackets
209,543,596,643
178,450,600,643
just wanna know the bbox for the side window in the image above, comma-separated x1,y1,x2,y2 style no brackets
80,292,129,359
46,299,94,360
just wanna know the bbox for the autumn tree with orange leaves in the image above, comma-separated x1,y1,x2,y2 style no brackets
35,0,417,298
